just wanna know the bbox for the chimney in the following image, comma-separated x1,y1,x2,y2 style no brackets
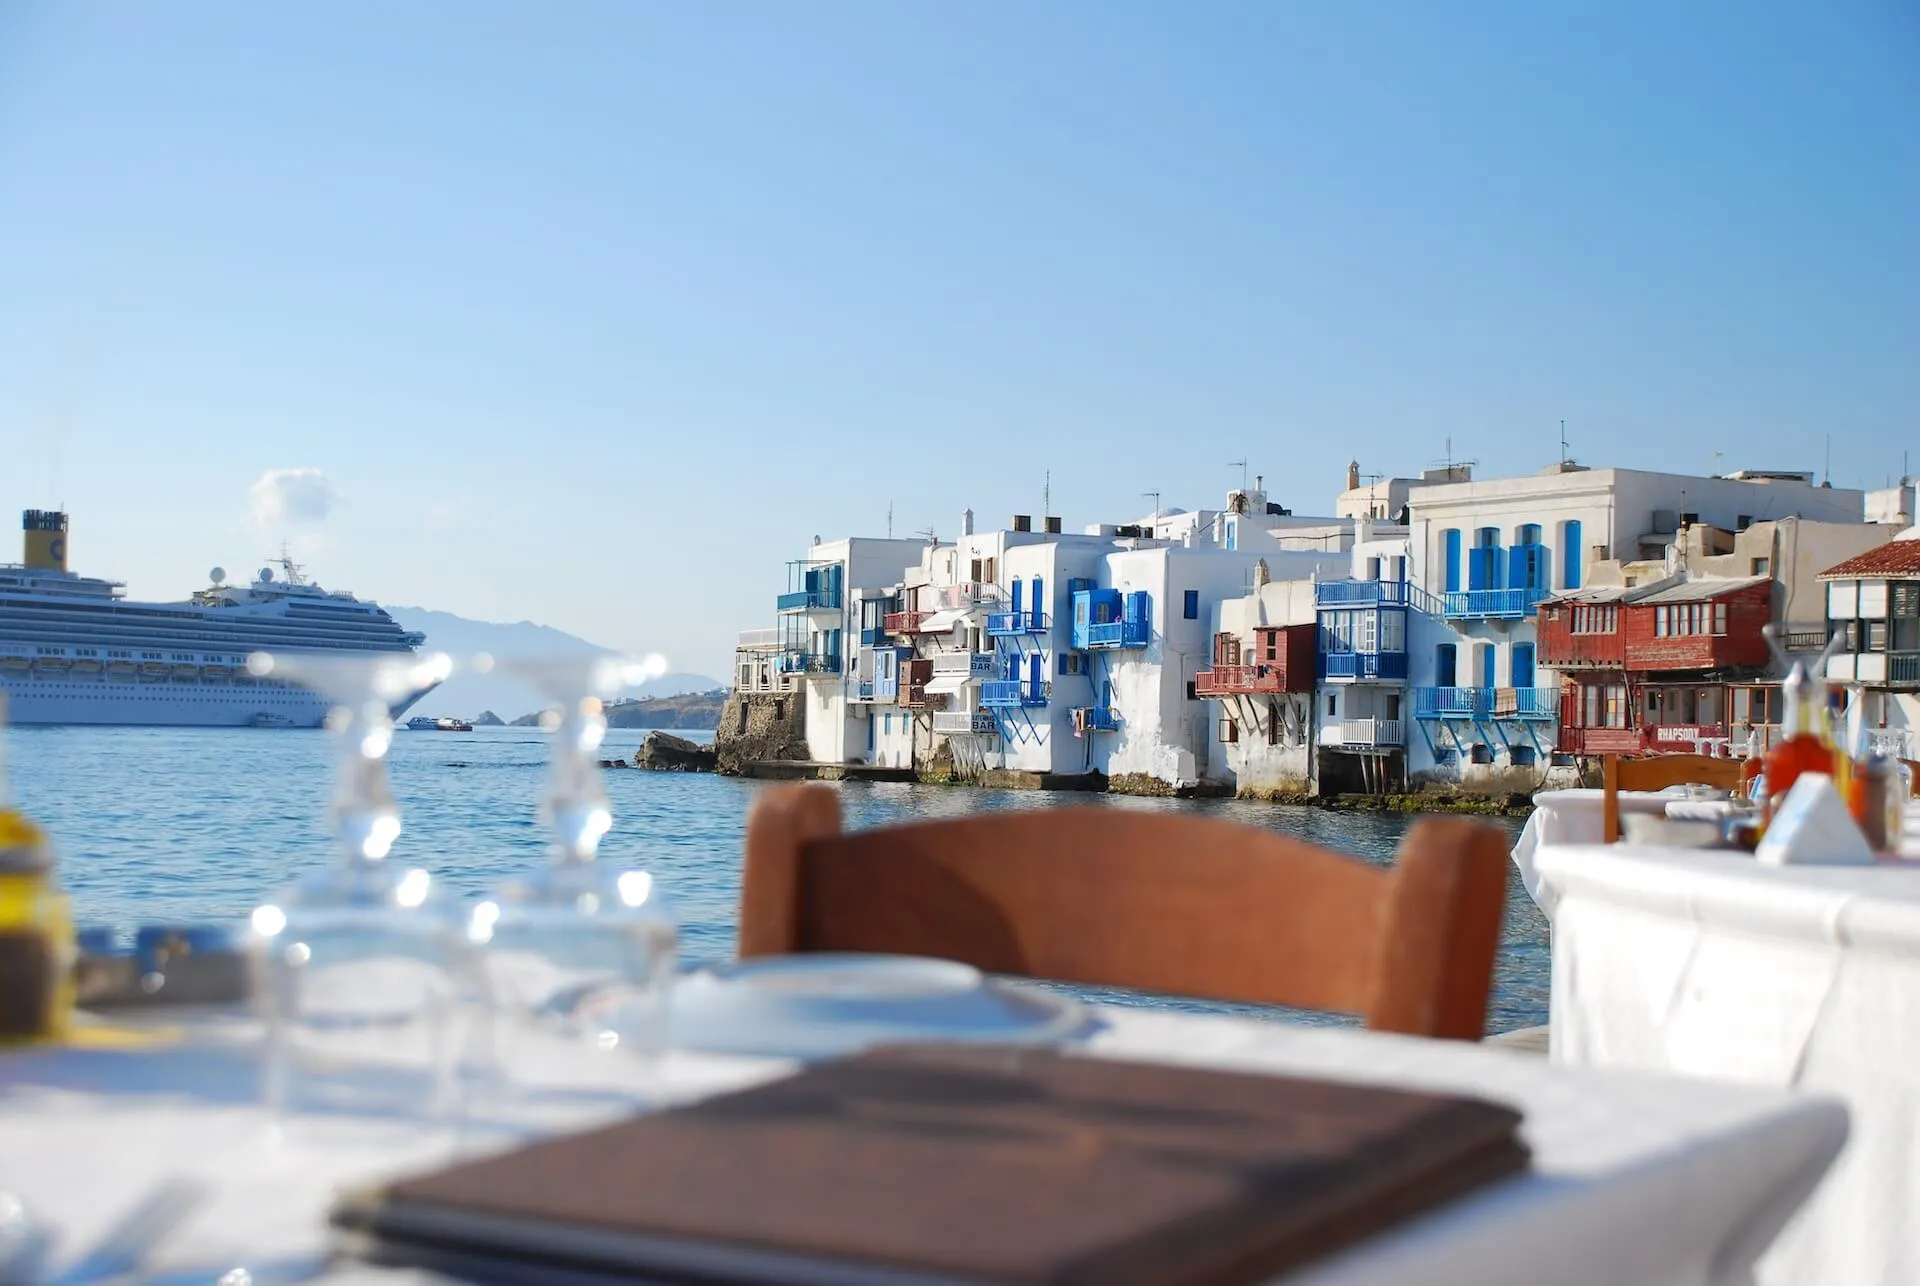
1044,516,1062,534
1012,514,1032,532
1255,474,1263,491
960,508,974,537
1252,558,1270,588
1346,460,1361,491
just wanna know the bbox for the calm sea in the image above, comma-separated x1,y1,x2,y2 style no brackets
6,725,1547,1034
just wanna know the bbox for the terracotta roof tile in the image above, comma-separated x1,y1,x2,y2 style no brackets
1819,539,1920,578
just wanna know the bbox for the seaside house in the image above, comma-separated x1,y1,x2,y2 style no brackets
1403,464,1867,791
1311,516,1427,795
1821,524,1920,760
1541,517,1891,760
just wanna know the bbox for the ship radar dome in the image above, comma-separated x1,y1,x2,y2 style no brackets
209,567,226,585
259,566,275,582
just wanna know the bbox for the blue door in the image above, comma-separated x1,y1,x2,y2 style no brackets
1511,642,1535,690
1030,576,1044,626
1436,643,1457,688
1443,530,1461,593
1028,653,1044,697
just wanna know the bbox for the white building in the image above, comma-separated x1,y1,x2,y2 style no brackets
1405,463,1866,790
1822,527,1920,760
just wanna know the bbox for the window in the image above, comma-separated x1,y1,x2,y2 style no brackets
1511,746,1537,767
1185,680,1197,700
1868,621,1888,651
1831,620,1858,651
1379,610,1405,652
1365,557,1381,581
1261,630,1279,662
1731,686,1783,727
1511,642,1535,689
1470,744,1494,764
1220,717,1238,744
1326,693,1337,717
1515,523,1542,545
1737,515,1753,531
1435,642,1457,688
883,714,892,733
1267,704,1281,745
1183,589,1199,619
1571,604,1617,633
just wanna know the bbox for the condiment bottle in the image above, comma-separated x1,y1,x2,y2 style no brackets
1740,729,1765,799
1846,722,1901,855
1763,662,1839,823
0,806,73,1040
0,696,74,1041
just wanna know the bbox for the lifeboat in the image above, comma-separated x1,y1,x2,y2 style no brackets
171,664,199,681
35,657,71,676
139,662,170,681
70,659,103,677
0,655,30,674
107,660,137,679
200,664,231,682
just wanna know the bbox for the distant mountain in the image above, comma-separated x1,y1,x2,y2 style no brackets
385,606,723,719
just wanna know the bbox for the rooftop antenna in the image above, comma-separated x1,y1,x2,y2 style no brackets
1559,420,1570,467
1825,434,1832,486
1142,490,1161,521
1043,470,1050,520
1427,436,1479,477
886,501,893,539
1228,458,1248,492
1712,450,1724,477
914,525,937,546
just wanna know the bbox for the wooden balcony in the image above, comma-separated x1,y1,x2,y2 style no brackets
1195,625,1315,696
1194,664,1286,696
883,609,929,635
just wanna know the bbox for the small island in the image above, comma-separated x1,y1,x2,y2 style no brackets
510,689,725,730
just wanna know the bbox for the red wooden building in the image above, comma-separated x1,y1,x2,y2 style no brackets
1537,575,1777,755
1194,624,1318,697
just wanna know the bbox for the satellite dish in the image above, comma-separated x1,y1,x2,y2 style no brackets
209,567,226,585
259,566,275,583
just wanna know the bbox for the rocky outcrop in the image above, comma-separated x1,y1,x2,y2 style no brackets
473,710,505,727
634,731,718,773
714,691,808,776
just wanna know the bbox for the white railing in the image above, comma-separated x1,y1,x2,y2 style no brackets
932,711,997,736
1332,717,1404,747
737,628,781,651
926,582,1002,610
930,651,996,677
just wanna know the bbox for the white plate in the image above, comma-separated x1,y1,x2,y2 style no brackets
666,953,1093,1060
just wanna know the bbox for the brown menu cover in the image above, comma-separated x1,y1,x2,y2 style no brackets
333,1043,1529,1286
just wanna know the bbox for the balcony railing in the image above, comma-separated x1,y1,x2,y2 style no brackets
1894,653,1920,685
777,589,842,612
930,651,997,678
851,680,876,702
986,610,1048,636
931,711,998,735
1082,619,1150,649
1412,687,1558,719
1320,651,1409,681
1077,706,1121,732
883,609,928,634
859,626,888,646
981,680,1049,708
736,628,780,652
1440,587,1549,620
776,651,842,675
1194,665,1285,697
1327,717,1404,748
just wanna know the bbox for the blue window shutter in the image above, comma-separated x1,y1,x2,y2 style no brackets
1031,576,1044,622
1183,589,1199,619
1028,653,1043,692
1512,643,1535,689
1126,591,1150,622
1444,530,1461,593
1508,546,1526,592
1010,579,1022,614
1564,520,1583,589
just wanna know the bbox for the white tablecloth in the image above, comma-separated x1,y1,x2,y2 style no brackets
0,1006,1846,1286
1538,843,1920,1286
1512,788,1694,916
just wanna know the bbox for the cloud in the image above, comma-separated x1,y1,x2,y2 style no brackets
427,501,463,529
250,468,338,525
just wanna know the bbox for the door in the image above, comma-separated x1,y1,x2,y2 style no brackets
1511,642,1535,690
1027,653,1044,697
1435,643,1457,688
1030,576,1044,626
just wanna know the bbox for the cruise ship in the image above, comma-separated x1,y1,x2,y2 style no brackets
0,510,433,727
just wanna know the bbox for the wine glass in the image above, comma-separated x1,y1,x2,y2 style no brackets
243,649,466,1122
468,652,679,1105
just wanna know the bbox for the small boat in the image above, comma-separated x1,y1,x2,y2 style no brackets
70,659,103,677
139,662,170,681
35,657,70,675
406,716,474,732
106,660,137,679
248,712,296,728
200,664,231,682
0,655,29,673
171,664,199,681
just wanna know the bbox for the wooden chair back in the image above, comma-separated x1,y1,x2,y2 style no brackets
1902,760,1920,798
739,785,1512,1041
1601,753,1745,843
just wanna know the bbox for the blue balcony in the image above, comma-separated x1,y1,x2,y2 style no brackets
1413,686,1558,719
776,650,842,676
1315,580,1406,607
1082,706,1121,732
859,626,887,646
777,589,843,612
1439,587,1547,620
986,610,1049,636
1082,619,1150,649
982,680,1048,708
1321,651,1409,681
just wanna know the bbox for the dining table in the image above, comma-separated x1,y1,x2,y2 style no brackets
0,984,1848,1286
1527,793,1920,1285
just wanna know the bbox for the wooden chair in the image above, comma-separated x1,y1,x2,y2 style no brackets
1601,753,1745,843
739,784,1512,1041
1902,760,1920,798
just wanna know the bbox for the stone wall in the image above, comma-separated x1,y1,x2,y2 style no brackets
714,690,808,775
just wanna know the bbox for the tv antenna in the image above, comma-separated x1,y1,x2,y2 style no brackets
1043,469,1050,521
1228,458,1248,491
1559,420,1572,466
914,525,937,546
1142,490,1161,520
1428,436,1478,477
886,501,893,539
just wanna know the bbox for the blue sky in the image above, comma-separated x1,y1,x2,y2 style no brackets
1,2,1914,677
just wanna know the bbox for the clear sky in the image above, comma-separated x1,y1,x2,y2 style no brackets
1,2,1915,677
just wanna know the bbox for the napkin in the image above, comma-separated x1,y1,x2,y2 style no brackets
1755,774,1873,867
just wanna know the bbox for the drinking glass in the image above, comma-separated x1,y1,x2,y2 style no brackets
244,650,467,1121
469,652,679,1102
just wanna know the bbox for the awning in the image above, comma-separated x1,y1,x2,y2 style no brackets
925,673,969,695
919,609,964,634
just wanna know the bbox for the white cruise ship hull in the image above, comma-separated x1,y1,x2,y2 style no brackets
0,674,435,728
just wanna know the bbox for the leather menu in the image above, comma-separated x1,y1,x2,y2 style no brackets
333,1042,1529,1285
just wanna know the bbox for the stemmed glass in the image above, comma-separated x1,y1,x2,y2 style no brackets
244,649,466,1122
468,652,679,1105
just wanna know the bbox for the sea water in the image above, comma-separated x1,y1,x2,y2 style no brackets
7,725,1547,1032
